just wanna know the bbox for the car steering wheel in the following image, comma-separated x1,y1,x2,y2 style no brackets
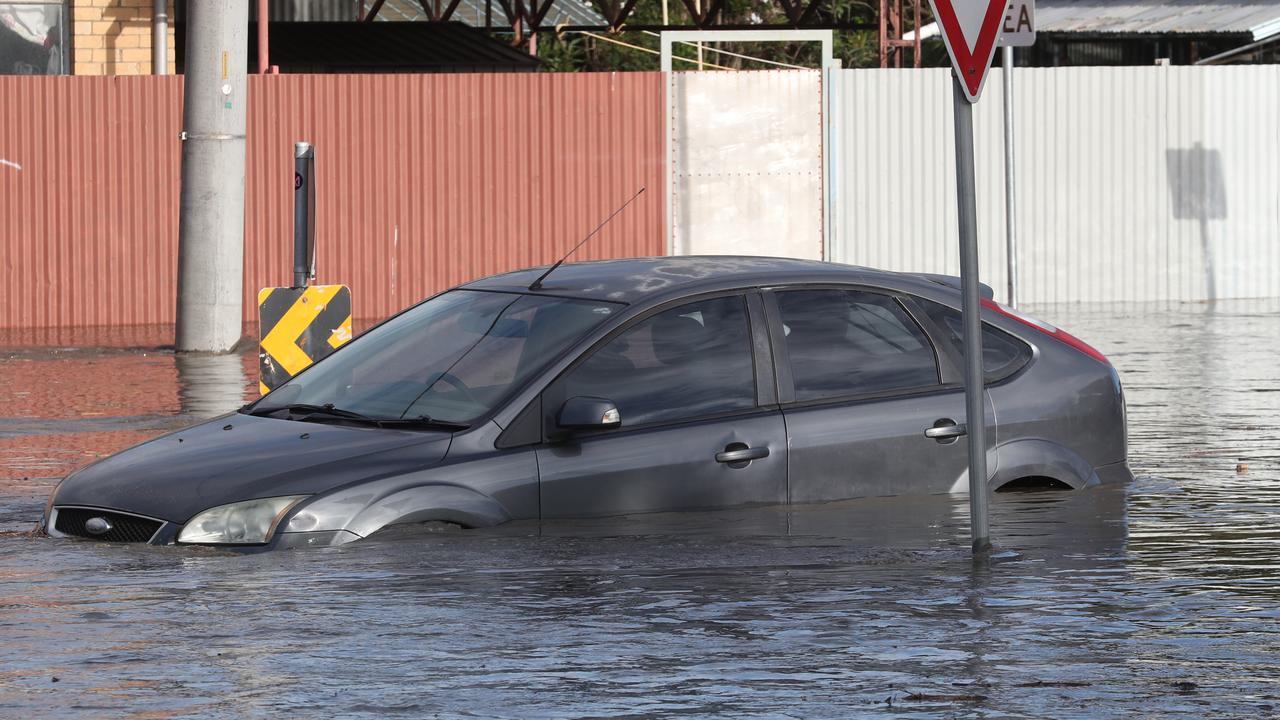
411,370,481,411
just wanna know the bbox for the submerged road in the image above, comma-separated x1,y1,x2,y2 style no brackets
1,301,1277,717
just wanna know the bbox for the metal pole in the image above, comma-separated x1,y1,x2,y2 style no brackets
695,0,703,69
293,142,315,288
176,0,249,352
1001,46,1018,307
258,0,270,73
152,0,167,75
952,72,991,554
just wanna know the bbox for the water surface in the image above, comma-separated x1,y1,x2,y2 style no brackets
1,301,1277,718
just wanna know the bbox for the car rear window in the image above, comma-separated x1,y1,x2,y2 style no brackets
775,289,940,401
918,300,1033,382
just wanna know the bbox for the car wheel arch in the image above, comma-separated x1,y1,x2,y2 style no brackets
300,483,512,539
988,438,1100,492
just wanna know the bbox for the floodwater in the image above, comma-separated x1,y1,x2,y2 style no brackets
1,301,1278,718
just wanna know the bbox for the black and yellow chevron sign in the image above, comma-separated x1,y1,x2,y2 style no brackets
257,285,353,395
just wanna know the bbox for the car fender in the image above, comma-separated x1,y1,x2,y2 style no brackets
989,438,1099,490
283,483,512,541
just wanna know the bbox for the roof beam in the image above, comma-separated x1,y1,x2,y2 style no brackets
363,0,388,21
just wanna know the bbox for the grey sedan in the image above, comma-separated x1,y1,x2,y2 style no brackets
42,257,1131,549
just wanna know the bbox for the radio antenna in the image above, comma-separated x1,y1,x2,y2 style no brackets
528,186,646,291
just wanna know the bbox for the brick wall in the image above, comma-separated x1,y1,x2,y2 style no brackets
71,0,175,75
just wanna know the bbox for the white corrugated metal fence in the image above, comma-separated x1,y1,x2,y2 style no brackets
831,65,1280,304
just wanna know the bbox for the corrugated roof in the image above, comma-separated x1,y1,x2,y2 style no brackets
1035,1,1280,39
910,1,1280,41
373,0,608,28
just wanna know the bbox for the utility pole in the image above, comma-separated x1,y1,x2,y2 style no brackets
176,0,250,352
257,0,270,73
152,0,168,75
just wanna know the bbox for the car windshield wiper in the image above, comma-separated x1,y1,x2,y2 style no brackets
247,403,468,431
249,402,375,422
376,416,471,432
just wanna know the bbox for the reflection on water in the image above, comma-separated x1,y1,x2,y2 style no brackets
1,300,1278,717
0,347,257,490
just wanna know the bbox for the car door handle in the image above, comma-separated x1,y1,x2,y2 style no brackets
924,421,967,440
715,446,770,464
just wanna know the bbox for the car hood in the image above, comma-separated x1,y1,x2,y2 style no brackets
53,412,452,523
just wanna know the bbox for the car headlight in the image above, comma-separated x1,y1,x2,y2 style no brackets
178,496,306,545
41,482,61,533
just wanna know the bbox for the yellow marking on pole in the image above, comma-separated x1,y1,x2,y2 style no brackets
260,285,343,377
221,51,228,80
259,381,271,396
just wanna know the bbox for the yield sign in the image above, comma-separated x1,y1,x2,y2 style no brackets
928,0,1007,102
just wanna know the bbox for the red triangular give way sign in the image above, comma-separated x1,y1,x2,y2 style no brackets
927,0,1007,102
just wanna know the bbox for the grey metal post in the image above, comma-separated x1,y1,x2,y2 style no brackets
175,0,249,352
952,72,991,554
1001,46,1018,307
293,142,315,288
152,0,168,75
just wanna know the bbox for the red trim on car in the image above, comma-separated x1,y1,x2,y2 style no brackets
981,299,1110,366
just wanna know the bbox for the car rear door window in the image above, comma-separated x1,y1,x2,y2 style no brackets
554,295,756,427
775,289,940,401
917,300,1033,382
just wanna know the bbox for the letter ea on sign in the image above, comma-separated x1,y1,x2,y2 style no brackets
927,0,1008,102
999,0,1036,47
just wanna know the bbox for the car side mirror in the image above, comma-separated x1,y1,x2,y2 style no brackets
557,396,621,430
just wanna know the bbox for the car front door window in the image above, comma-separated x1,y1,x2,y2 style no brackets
554,295,756,428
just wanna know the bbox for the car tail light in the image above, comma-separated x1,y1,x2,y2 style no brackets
980,299,1110,366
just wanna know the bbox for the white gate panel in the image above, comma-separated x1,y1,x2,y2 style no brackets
669,70,824,259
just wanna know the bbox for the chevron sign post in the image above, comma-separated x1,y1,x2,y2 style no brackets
257,142,354,395
257,285,352,395
928,0,1008,553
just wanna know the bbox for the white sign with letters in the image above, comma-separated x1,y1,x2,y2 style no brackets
999,0,1036,47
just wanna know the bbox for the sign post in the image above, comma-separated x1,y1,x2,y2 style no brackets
293,141,316,289
258,142,353,395
927,0,1008,553
1001,47,1018,308
1000,0,1035,307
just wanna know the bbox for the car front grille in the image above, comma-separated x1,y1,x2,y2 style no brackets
54,507,163,543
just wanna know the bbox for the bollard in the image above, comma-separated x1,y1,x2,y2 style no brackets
293,142,316,288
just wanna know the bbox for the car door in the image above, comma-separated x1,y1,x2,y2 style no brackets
536,292,787,518
765,286,996,503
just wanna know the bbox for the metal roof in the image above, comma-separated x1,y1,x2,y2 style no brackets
374,0,608,29
910,1,1280,41
1036,1,1280,39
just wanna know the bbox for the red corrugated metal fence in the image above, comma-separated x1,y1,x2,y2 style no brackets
0,72,664,341
0,76,184,333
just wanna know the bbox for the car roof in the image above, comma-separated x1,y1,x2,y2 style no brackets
460,256,935,304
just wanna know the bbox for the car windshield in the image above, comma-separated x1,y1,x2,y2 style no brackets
251,290,622,424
